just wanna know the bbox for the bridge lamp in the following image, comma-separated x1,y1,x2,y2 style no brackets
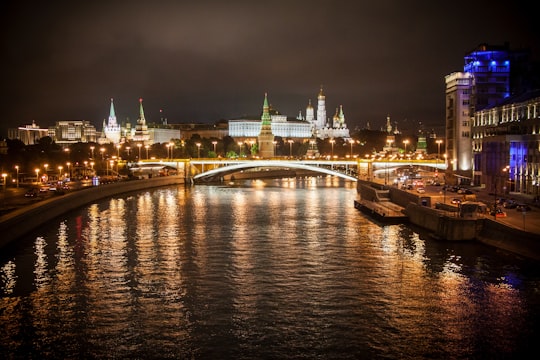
349,139,355,158
196,143,201,159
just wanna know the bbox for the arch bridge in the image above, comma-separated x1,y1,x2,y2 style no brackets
131,158,447,183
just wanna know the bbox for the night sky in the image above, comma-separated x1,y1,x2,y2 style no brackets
1,0,538,137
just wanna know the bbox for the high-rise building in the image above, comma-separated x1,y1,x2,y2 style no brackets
445,72,474,180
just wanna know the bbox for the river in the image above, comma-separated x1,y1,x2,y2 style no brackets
1,177,539,359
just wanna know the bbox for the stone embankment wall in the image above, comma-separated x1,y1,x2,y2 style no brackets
477,219,540,261
405,203,480,241
0,176,185,249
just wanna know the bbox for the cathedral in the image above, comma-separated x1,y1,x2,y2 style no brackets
304,86,350,139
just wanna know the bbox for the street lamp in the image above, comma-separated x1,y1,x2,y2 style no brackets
66,162,71,179
137,143,142,160
145,145,149,159
58,166,63,180
44,164,48,181
238,142,243,157
90,146,95,159
14,165,19,188
330,139,335,159
436,139,443,160
35,168,40,184
272,141,277,156
212,141,217,154
349,139,355,158
196,143,201,158
403,139,409,154
288,139,294,157
100,148,105,160
1,173,6,190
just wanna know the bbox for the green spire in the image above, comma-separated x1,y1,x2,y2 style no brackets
109,98,116,118
261,92,271,125
139,98,145,119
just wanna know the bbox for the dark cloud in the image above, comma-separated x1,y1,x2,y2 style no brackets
1,0,538,136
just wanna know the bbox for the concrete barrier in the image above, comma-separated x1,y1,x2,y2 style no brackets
0,176,185,249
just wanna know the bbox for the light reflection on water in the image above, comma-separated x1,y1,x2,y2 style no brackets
0,178,539,359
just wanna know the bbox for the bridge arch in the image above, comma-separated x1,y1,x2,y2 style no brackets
192,160,358,182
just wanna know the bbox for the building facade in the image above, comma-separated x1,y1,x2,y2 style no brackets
48,120,98,145
472,90,540,197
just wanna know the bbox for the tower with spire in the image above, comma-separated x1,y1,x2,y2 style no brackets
258,93,275,158
133,98,150,144
316,86,327,129
104,98,121,144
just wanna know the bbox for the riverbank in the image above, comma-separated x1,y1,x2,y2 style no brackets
356,180,540,261
0,176,186,249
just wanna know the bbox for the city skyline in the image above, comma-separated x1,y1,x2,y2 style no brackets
1,0,538,137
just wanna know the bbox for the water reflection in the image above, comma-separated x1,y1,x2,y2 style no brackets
0,178,539,359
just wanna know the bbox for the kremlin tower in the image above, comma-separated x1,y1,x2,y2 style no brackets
133,98,150,144
257,93,275,158
103,98,121,144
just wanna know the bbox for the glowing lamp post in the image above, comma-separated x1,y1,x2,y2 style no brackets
145,145,149,159
35,168,40,184
238,142,243,157
196,143,201,159
137,143,142,160
212,141,217,154
15,165,19,188
58,166,63,180
288,140,293,157
330,139,335,159
2,173,7,190
403,139,409,155
349,139,355,158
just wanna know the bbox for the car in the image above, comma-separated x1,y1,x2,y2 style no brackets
516,204,531,212
39,187,49,192
503,201,517,209
416,187,426,194
24,189,38,197
490,208,507,217
451,198,461,205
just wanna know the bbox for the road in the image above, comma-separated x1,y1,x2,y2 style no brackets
422,184,540,235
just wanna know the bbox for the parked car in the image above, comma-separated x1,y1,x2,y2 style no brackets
451,198,461,205
490,208,507,217
24,189,38,197
516,204,532,212
503,201,517,209
416,187,426,194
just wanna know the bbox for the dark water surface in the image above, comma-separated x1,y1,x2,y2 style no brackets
1,178,539,359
